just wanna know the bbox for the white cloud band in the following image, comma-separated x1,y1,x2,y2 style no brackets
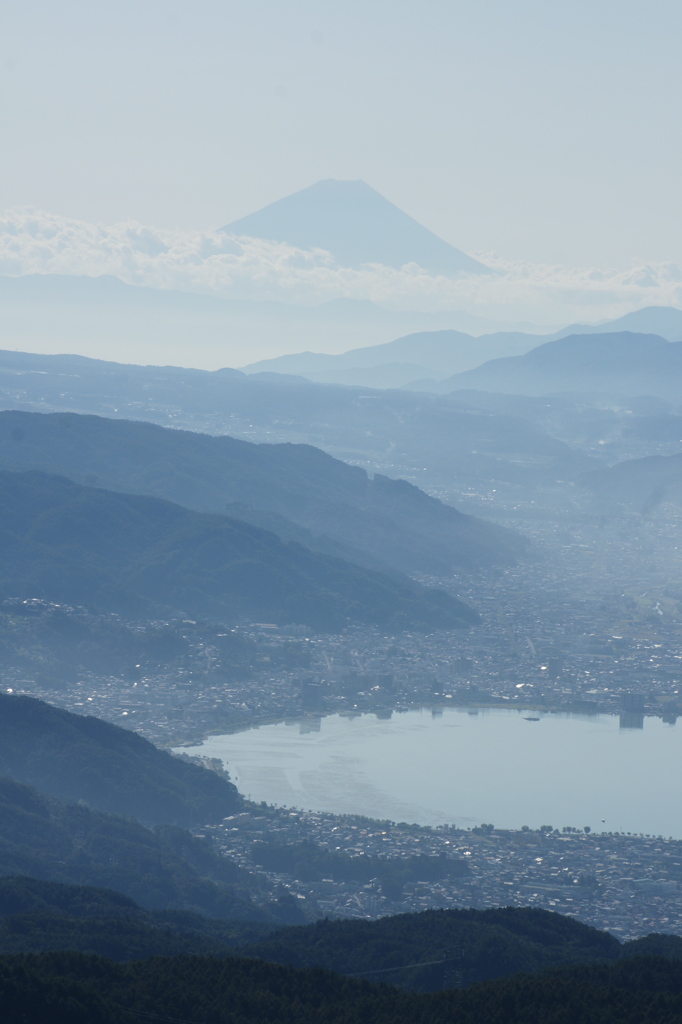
1,207,682,324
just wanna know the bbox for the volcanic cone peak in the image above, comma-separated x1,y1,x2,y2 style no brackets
222,179,491,276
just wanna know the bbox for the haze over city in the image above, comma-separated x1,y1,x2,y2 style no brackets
2,3,682,1022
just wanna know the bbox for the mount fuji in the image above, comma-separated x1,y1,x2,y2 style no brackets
222,179,491,276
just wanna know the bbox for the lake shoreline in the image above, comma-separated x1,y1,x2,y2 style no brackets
174,705,682,838
169,695,666,750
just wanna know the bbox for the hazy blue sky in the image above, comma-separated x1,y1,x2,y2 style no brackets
1,0,681,268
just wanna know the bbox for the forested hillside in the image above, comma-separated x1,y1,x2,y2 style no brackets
0,469,478,630
0,877,273,959
0,601,265,687
3,950,682,1023
0,352,597,496
0,776,271,920
0,693,240,825
243,905,620,990
1,873,681,1000
0,410,526,574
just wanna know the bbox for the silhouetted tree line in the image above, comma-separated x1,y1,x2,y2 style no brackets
2,951,682,1023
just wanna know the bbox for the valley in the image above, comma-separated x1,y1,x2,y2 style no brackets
7,13,682,1018
1,291,682,991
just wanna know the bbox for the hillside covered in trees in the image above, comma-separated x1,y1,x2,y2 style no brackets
0,775,278,921
1,875,681,996
0,693,241,825
0,409,525,575
242,905,623,991
0,877,275,959
3,950,682,1023
0,469,478,630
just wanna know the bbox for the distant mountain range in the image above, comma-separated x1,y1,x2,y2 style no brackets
5,261,681,387
0,273,512,370
439,331,682,399
0,178,512,372
244,306,682,389
223,179,491,276
0,469,479,631
0,410,524,575
555,306,682,341
0,350,599,495
243,328,539,387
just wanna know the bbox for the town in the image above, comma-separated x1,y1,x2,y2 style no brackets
7,495,682,743
2,490,681,941
210,807,682,941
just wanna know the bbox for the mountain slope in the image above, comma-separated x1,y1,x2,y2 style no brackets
0,776,268,920
0,469,479,630
0,348,596,495
242,328,539,385
556,305,682,341
582,451,682,511
222,179,490,275
0,883,672,988
0,877,272,959
243,906,620,990
0,410,525,575
442,332,682,398
241,307,682,389
0,692,241,826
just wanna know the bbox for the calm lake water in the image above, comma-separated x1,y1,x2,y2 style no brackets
177,707,682,837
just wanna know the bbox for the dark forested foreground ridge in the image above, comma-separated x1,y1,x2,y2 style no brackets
238,905,682,991
0,468,478,630
2,875,682,993
0,877,276,960
4,951,682,1024
0,409,525,575
0,692,241,825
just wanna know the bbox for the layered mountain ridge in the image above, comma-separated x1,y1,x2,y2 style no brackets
440,331,682,399
243,306,682,389
0,352,597,496
0,468,478,630
0,410,525,576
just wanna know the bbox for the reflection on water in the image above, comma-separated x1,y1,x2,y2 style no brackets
299,718,321,735
176,706,682,837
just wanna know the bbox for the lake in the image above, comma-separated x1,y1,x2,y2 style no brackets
177,706,682,837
